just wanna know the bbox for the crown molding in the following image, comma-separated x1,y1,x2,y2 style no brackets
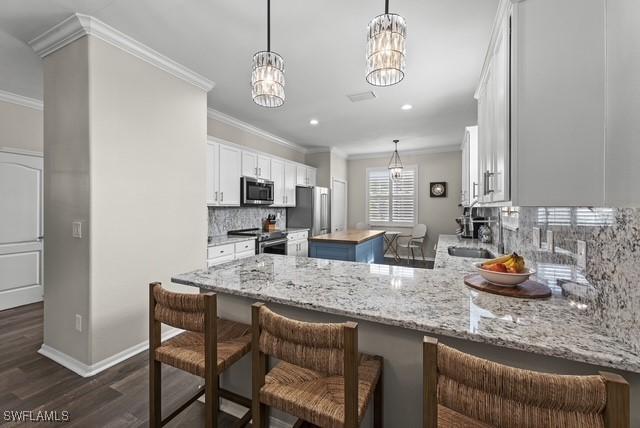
306,146,348,159
29,14,214,92
347,144,461,160
207,108,308,154
0,90,43,111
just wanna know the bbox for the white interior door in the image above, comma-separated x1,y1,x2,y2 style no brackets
0,151,43,310
331,178,347,232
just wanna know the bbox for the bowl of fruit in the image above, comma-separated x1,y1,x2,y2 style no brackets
474,252,535,287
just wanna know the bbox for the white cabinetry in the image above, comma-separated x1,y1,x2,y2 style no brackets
207,239,255,267
207,141,241,206
218,144,241,206
476,0,609,206
284,163,297,206
271,158,285,206
296,165,316,187
287,230,308,257
242,151,271,180
477,7,509,204
460,126,478,207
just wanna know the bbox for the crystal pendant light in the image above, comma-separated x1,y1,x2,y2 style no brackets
366,0,407,86
388,140,404,181
251,0,285,107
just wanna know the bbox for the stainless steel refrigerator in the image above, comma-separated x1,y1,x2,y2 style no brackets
286,186,330,237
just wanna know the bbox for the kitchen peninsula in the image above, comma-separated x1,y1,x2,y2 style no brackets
172,234,640,426
307,229,385,263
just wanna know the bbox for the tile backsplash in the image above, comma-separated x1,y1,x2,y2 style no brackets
208,207,286,236
497,207,640,355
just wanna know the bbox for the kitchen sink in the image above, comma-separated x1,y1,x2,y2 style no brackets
447,246,495,259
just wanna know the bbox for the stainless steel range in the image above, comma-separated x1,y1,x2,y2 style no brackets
227,228,288,255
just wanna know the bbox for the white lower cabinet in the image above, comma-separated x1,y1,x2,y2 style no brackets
287,231,308,257
207,239,255,267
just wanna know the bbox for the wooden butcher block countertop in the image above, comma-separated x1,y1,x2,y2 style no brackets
308,229,385,244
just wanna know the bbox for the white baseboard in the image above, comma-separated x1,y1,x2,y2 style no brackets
38,328,183,377
0,285,43,311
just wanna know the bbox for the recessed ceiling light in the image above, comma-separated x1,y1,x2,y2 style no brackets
309,119,319,125
401,104,413,111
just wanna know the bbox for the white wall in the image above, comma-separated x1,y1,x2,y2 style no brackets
207,117,305,163
0,99,43,153
331,151,347,182
88,37,207,363
43,35,207,366
348,150,462,258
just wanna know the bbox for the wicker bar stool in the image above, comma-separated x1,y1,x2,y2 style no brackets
148,282,252,428
251,303,383,428
422,336,630,428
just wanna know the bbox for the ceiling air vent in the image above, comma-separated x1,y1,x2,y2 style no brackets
347,91,376,102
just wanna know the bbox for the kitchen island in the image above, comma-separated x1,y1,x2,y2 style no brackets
307,229,384,263
172,235,640,426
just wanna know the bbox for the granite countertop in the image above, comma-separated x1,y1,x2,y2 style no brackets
208,235,256,247
308,229,385,244
174,234,640,373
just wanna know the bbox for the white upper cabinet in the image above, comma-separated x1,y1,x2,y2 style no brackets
207,140,241,206
206,141,219,205
257,156,271,180
241,151,258,178
476,0,609,206
242,151,271,180
460,126,478,207
284,163,297,206
271,158,285,206
217,144,241,206
296,165,317,187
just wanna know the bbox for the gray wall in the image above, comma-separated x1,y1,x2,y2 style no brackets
348,150,462,258
207,116,305,163
0,99,43,153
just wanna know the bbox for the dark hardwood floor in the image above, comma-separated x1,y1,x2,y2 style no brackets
0,303,243,427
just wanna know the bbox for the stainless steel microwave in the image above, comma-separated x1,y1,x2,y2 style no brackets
241,176,274,205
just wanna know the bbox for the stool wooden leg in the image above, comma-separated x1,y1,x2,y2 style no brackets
205,374,219,428
149,359,161,427
374,365,383,428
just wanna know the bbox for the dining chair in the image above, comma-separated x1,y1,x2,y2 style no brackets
251,303,384,428
397,224,427,263
423,336,630,428
149,282,252,428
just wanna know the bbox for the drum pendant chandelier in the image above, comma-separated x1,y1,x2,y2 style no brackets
251,0,285,107
366,0,407,86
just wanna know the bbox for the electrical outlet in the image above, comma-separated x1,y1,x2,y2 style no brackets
75,314,82,332
72,221,82,238
546,230,555,253
577,240,587,269
532,227,541,248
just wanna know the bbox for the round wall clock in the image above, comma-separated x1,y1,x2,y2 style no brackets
430,182,447,198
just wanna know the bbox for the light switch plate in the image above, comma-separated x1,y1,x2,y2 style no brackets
72,221,82,238
546,230,555,253
577,240,587,269
532,227,541,248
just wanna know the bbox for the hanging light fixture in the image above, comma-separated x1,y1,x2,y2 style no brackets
251,0,285,107
366,0,407,86
388,139,404,181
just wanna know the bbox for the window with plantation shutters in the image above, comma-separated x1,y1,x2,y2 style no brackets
366,167,417,226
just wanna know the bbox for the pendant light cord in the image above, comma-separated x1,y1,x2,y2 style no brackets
385,0,389,14
267,0,271,52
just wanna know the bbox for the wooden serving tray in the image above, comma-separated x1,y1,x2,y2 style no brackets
464,274,551,299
